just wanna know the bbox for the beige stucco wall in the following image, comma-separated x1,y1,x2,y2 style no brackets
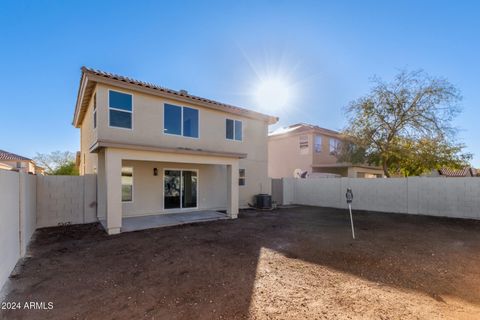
311,133,341,165
81,83,271,217
269,131,384,178
0,162,13,170
348,167,384,178
268,133,313,178
79,86,98,175
96,149,107,220
93,84,268,163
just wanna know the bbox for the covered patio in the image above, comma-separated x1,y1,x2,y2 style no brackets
93,141,245,234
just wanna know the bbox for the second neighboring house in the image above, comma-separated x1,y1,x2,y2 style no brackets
73,67,278,235
0,149,44,175
268,123,384,179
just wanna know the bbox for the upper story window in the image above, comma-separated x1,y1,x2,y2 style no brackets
164,104,199,138
226,119,242,141
93,93,97,129
314,135,322,153
329,137,340,155
109,90,133,129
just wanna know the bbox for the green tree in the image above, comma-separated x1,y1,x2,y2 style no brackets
341,70,471,177
51,161,79,176
34,151,79,176
386,137,471,176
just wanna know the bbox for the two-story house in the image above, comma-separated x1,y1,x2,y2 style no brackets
268,123,384,179
73,67,277,235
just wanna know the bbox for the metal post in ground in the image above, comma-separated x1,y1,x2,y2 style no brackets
348,203,355,239
346,188,355,240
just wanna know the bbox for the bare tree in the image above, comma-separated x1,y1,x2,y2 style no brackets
342,70,470,177
34,151,77,175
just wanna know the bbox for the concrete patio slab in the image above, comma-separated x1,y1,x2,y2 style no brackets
121,210,228,232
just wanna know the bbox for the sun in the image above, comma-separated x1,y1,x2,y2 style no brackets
254,77,292,110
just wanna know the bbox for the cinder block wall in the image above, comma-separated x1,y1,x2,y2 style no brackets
282,177,480,220
36,175,97,227
0,171,37,296
0,171,21,296
19,173,36,256
1,173,97,296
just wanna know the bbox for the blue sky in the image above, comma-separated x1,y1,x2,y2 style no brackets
1,0,479,166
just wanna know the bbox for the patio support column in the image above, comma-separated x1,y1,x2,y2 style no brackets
105,149,122,235
226,162,239,219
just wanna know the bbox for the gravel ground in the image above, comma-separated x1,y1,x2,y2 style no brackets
1,206,480,319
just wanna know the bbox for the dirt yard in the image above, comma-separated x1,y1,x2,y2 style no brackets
1,206,480,320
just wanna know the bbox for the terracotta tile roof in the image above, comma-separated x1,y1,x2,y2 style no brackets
438,167,473,177
0,149,31,161
269,122,341,137
79,67,278,125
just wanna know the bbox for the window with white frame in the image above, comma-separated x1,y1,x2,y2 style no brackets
314,135,322,153
93,93,97,129
329,138,340,155
109,90,133,129
121,167,133,202
226,119,242,141
239,169,246,186
164,104,199,138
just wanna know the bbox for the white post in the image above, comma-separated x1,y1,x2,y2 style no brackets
105,149,122,235
226,162,239,219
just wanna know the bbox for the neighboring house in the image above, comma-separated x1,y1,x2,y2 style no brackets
268,123,384,178
73,67,278,235
0,149,44,175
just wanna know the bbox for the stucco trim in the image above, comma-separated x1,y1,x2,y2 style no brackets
89,140,248,159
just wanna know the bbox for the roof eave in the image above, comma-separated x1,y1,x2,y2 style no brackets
75,67,278,126
72,72,88,128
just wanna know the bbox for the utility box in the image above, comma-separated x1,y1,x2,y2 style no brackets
255,194,272,209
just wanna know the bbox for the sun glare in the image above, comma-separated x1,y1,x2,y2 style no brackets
254,77,292,110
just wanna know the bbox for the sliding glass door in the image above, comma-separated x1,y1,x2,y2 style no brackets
182,170,197,208
164,169,197,209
